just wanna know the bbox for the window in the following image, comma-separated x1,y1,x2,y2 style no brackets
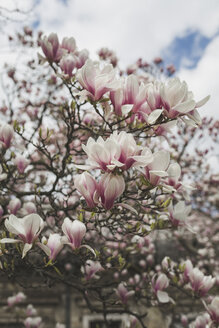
83,314,129,328
89,320,122,328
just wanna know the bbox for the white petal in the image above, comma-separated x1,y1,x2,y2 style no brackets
147,109,163,124
37,242,51,257
173,99,196,113
149,170,169,177
0,238,22,243
181,117,198,127
121,104,133,115
22,243,33,258
115,202,138,215
196,95,210,108
5,215,25,235
74,164,91,170
157,290,170,303
23,214,42,236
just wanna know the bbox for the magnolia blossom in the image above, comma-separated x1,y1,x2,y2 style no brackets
160,78,209,120
74,49,89,69
24,317,42,328
39,233,64,261
0,164,7,181
81,131,153,172
83,260,103,280
14,155,30,174
61,36,76,53
26,304,37,317
189,268,215,296
98,173,125,210
56,324,66,328
0,214,44,257
74,172,99,208
144,150,170,185
22,202,37,215
60,54,76,77
116,282,135,304
7,198,22,215
0,123,14,149
168,201,191,227
110,75,147,116
205,296,219,323
136,80,162,122
152,273,170,303
7,292,26,307
62,218,86,250
163,163,182,193
0,205,3,218
77,59,118,101
41,33,63,62
190,313,210,328
183,259,193,283
153,120,176,137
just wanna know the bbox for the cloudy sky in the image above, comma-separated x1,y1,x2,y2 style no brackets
1,0,219,118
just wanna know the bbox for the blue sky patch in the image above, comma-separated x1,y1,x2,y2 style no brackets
162,30,214,70
32,19,40,29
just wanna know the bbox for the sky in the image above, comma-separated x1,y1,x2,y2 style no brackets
0,0,219,118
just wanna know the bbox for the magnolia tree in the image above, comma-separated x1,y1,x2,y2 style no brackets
0,28,218,328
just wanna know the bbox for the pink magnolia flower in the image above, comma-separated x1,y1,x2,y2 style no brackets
205,296,219,324
14,155,30,174
83,260,103,280
81,131,153,172
191,313,210,328
181,314,188,327
61,36,76,54
0,205,3,218
136,80,162,122
153,120,176,137
22,202,37,215
38,233,64,261
165,162,181,190
41,33,63,62
152,273,170,303
143,150,170,185
0,214,44,257
168,201,191,228
74,49,89,69
160,78,209,121
26,304,37,317
116,282,135,304
110,75,147,116
0,164,7,181
77,59,118,101
24,317,42,328
184,96,210,126
189,268,215,296
56,324,66,328
183,259,193,283
7,198,22,215
7,292,26,307
60,54,76,77
0,123,14,149
62,218,86,250
74,172,99,208
98,173,125,210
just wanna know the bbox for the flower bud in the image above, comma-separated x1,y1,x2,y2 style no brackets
0,124,14,149
7,198,21,215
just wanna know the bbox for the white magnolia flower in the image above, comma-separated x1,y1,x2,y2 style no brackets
0,214,44,257
0,165,7,181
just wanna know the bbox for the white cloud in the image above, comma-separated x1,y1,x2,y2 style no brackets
179,36,219,119
32,0,219,66
0,0,219,120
